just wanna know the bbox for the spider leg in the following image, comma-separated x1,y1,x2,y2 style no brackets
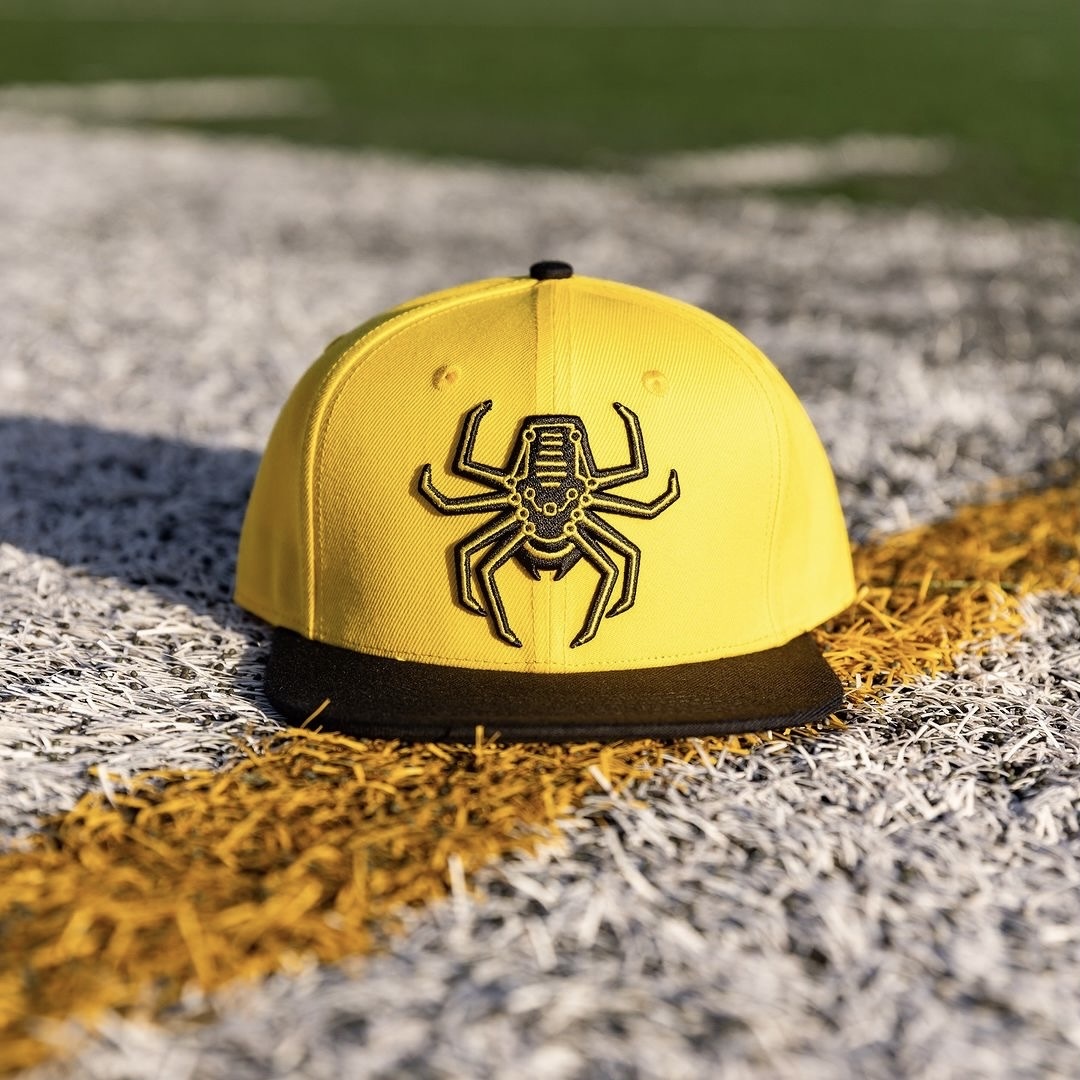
590,469,680,518
477,529,529,647
568,529,619,648
455,513,518,615
580,513,640,618
595,402,649,484
418,464,509,514
454,400,508,483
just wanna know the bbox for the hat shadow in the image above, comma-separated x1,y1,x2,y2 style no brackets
0,413,262,629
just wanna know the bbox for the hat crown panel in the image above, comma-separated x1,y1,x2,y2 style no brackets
237,274,854,674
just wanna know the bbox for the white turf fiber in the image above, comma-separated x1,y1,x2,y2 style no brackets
1,113,1079,1078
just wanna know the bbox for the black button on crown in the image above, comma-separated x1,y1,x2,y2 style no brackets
529,260,573,281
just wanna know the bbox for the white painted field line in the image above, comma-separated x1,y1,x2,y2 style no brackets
650,134,953,189
0,78,328,121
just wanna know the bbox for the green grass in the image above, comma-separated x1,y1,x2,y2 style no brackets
0,0,1075,219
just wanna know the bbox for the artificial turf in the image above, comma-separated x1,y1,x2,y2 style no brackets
0,0,1075,220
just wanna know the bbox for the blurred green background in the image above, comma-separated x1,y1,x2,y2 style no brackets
0,0,1075,219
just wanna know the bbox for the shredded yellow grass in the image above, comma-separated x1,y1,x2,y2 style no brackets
1,482,1077,1073
0,735,678,1071
820,481,1080,701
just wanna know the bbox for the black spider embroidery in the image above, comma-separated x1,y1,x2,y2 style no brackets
418,401,680,648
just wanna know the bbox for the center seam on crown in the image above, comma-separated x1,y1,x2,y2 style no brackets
539,279,558,662
551,282,572,669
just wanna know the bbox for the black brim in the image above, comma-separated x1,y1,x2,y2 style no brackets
264,628,843,743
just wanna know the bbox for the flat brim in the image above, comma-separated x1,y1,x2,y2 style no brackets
263,628,844,743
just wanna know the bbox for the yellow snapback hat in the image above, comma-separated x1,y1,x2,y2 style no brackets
236,261,855,741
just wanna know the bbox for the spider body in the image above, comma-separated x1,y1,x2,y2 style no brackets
419,400,680,648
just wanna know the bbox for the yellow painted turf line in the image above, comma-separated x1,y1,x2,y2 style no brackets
0,481,1077,1074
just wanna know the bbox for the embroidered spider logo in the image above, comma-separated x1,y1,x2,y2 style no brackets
418,401,680,648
